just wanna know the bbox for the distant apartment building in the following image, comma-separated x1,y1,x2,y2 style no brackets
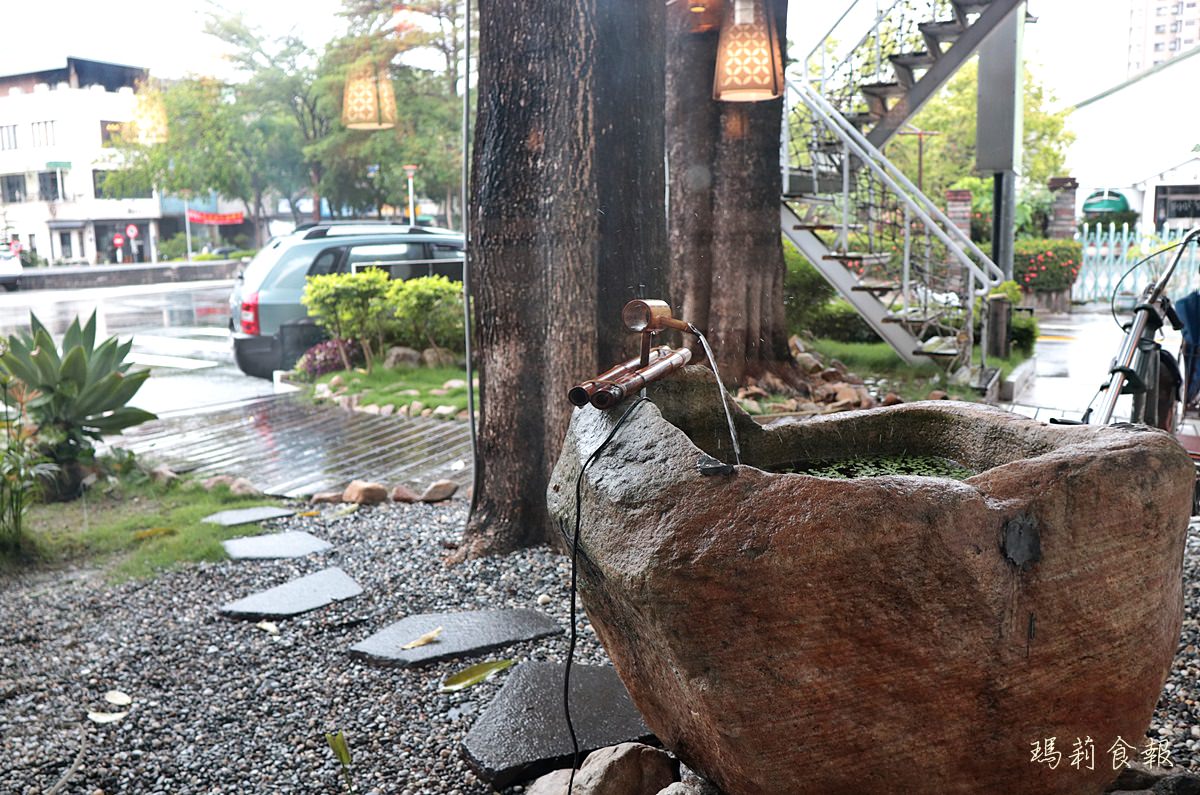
1128,0,1200,74
0,57,169,264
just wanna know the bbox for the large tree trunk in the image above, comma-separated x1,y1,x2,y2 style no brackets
667,0,791,385
458,0,666,560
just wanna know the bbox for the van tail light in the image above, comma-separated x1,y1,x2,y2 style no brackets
240,292,260,335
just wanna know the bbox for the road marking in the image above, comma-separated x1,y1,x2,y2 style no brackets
127,352,220,370
132,334,230,355
1037,334,1075,342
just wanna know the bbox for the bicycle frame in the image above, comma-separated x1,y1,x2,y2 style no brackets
1093,228,1200,426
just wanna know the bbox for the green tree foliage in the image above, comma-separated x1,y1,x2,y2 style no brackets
301,270,398,370
388,276,464,352
884,60,1075,201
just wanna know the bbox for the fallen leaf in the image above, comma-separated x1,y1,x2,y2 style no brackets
331,504,359,518
297,510,320,517
104,690,132,707
255,621,280,635
132,527,176,541
439,659,515,692
325,730,352,766
401,626,443,650
87,711,127,724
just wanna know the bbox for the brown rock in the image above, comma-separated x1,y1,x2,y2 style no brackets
736,385,768,400
419,479,458,503
793,352,823,374
422,347,458,368
391,485,421,503
200,475,235,491
310,491,343,504
229,477,261,496
927,389,949,400
379,404,395,417
829,357,849,374
342,480,388,504
570,743,676,795
788,335,807,356
383,345,421,369
738,398,762,414
149,464,177,484
881,392,904,406
819,367,842,382
833,384,859,404
526,769,573,795
548,365,1194,795
854,385,876,408
841,371,865,385
758,372,794,397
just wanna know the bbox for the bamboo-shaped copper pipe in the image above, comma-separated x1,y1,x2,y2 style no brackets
590,347,693,410
568,346,673,407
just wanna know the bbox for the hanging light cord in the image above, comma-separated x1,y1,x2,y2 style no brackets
564,397,650,793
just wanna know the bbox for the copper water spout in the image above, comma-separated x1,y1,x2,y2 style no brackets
590,347,693,410
622,299,694,334
568,346,673,407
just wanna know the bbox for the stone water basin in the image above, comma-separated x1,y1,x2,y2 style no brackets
547,367,1194,795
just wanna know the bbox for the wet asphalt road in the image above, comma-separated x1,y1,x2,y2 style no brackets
0,281,276,415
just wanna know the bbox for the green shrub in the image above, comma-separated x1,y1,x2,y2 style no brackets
1013,238,1082,292
157,233,189,261
1010,313,1038,353
302,270,397,371
808,299,881,343
0,380,57,554
783,238,836,334
0,312,155,499
388,276,465,354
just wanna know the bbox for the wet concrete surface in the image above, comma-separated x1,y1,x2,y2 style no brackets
219,567,363,620
221,531,333,560
350,609,562,668
113,394,473,498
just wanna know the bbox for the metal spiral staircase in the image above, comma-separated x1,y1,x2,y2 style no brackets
781,0,1021,368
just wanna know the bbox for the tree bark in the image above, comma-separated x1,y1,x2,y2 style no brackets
666,0,792,385
458,0,666,559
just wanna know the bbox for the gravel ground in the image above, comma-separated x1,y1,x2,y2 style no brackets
5,503,1200,794
0,500,608,795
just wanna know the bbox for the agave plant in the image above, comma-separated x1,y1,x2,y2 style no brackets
0,312,156,496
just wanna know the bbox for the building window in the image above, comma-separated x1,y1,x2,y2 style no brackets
1172,20,1183,30
1158,5,1168,14
1,175,26,203
1157,23,1168,31
1171,38,1181,49
58,232,72,259
93,169,151,200
0,125,16,151
30,121,55,148
1155,41,1166,50
99,120,125,147
37,171,60,201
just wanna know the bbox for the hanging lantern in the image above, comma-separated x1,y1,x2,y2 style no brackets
683,0,722,33
713,0,784,102
342,63,397,130
132,88,168,146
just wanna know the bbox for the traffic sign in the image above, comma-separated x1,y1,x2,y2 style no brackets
125,224,139,239
113,233,125,248
9,240,21,255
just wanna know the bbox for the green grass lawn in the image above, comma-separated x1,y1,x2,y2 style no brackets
14,479,283,581
806,338,1029,403
317,366,471,414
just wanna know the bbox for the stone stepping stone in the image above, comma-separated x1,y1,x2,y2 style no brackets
203,506,296,527
461,661,655,788
219,567,362,620
349,609,561,667
221,530,332,560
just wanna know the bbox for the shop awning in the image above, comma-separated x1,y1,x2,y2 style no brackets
1083,190,1131,214
46,220,86,230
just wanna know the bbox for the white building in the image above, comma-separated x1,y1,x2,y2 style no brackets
1128,0,1200,74
1065,45,1200,233
0,57,164,265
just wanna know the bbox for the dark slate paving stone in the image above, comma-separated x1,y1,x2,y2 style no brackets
460,661,655,788
219,567,362,620
349,609,562,667
221,530,332,560
202,506,296,527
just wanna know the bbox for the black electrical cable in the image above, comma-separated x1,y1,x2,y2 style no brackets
564,396,649,793
1110,240,1186,330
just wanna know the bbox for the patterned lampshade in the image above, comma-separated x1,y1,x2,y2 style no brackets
713,0,783,102
132,90,168,146
342,63,397,130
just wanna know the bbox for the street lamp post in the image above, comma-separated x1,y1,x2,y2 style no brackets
403,164,419,225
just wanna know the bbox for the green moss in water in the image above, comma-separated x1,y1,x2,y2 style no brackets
779,455,976,480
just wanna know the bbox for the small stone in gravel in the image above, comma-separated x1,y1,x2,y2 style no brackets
461,662,655,788
350,609,561,667
420,480,458,503
392,485,421,503
200,475,236,490
570,743,675,795
310,490,343,504
537,594,552,606
221,531,332,560
343,480,389,504
229,477,261,496
203,506,296,527
526,768,572,795
219,567,363,620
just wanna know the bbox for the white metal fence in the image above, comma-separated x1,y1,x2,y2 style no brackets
1074,225,1200,304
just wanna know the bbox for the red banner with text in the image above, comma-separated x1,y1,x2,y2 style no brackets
186,210,245,225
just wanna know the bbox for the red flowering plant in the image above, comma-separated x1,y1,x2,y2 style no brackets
1013,239,1083,293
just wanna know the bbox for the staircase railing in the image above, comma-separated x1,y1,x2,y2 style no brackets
788,76,1003,292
